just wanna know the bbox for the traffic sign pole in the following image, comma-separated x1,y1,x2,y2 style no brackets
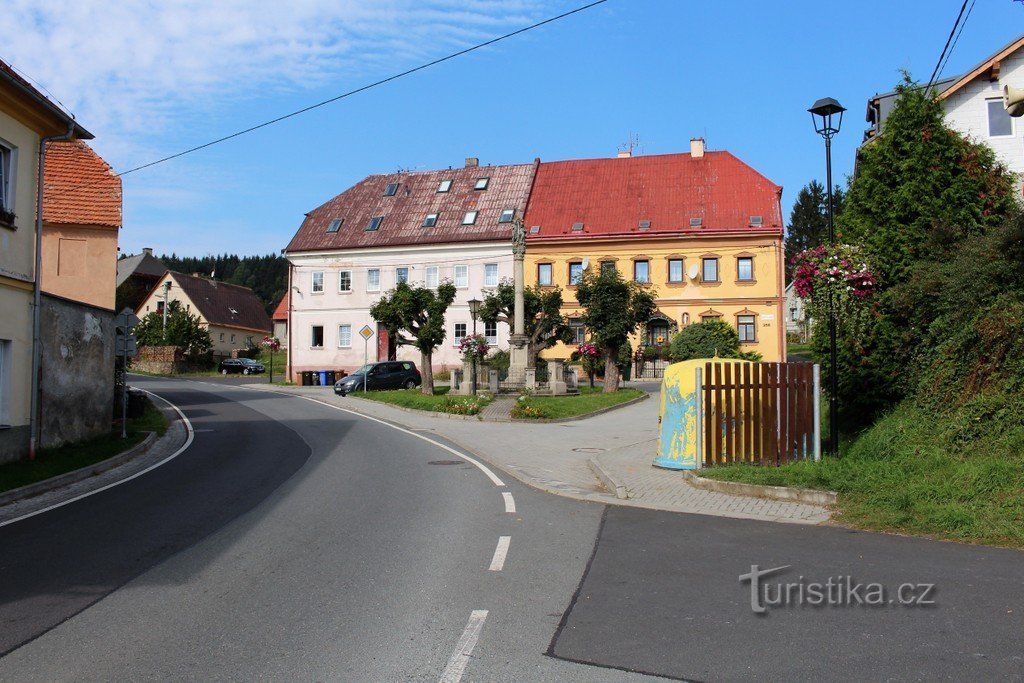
358,325,374,393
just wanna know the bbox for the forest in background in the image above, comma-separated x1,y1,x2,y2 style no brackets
157,253,287,314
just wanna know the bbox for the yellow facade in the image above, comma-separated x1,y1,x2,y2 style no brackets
525,233,786,362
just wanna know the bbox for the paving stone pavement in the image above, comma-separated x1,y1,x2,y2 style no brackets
477,397,514,421
235,382,832,525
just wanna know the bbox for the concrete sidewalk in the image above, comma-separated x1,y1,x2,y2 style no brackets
255,383,831,525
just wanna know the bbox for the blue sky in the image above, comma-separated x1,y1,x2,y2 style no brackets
7,0,1024,257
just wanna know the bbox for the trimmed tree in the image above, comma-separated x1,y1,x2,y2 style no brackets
133,300,212,360
668,320,742,361
370,281,456,395
574,267,656,393
478,279,573,367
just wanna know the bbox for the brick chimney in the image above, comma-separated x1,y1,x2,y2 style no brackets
617,150,632,158
690,138,705,158
465,157,479,167
143,247,153,255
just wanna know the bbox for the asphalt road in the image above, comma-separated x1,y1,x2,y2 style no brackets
0,377,644,681
1,377,1021,681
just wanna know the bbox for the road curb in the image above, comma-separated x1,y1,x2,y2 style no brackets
681,471,838,506
587,458,628,499
0,431,158,507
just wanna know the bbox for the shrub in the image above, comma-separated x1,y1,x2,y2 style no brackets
511,399,551,419
668,320,741,361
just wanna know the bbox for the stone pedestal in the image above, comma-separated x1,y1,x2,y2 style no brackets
509,334,529,380
488,370,499,394
525,367,536,390
546,360,568,396
458,360,475,395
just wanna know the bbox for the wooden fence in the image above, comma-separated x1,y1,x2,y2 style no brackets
701,361,818,467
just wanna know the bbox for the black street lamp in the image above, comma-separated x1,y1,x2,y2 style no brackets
468,297,482,395
808,97,845,457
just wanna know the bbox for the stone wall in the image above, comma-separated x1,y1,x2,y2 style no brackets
38,294,116,450
132,345,188,375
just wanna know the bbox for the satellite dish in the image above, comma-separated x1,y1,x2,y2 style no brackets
581,257,590,270
687,264,700,279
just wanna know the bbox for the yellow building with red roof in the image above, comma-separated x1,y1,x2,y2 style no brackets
523,140,786,365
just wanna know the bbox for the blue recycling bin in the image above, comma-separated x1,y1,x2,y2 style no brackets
319,370,328,386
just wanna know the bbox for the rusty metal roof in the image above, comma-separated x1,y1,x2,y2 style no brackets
285,162,537,253
523,151,783,240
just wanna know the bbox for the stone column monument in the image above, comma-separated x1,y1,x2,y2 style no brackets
509,218,529,382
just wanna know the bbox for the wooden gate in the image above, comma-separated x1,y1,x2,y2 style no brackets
701,361,818,467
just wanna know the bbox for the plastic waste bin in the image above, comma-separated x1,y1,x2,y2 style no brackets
319,370,328,386
326,370,336,385
301,371,313,386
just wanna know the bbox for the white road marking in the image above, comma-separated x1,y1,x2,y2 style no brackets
438,609,488,683
502,491,516,513
488,535,511,571
250,389,507,487
0,389,195,528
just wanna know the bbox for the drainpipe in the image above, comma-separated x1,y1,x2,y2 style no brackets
28,122,75,460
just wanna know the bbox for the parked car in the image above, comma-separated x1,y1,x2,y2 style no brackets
334,361,421,396
219,358,265,375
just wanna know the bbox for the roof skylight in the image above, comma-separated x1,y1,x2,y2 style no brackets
384,182,399,197
423,213,439,228
529,226,540,234
327,218,343,233
462,211,478,225
475,177,490,190
437,179,453,193
366,216,384,231
689,217,703,228
498,209,515,223
638,220,651,230
749,215,764,226
571,222,584,232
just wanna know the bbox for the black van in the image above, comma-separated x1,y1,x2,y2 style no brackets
334,361,421,396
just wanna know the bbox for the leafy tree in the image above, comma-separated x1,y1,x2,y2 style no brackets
478,279,572,367
133,300,212,359
668,320,741,361
370,281,457,394
785,180,845,281
817,74,1018,424
574,267,656,392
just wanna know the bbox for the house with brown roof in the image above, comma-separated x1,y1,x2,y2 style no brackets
41,139,122,310
136,271,272,355
271,293,289,346
283,158,535,377
116,247,167,311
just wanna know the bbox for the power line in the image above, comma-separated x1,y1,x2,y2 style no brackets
114,0,609,181
926,0,970,92
935,0,975,84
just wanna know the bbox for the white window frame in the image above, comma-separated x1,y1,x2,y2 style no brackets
0,141,14,215
498,209,514,223
367,268,381,292
453,322,468,345
425,265,439,289
396,267,410,285
311,325,325,349
454,265,469,289
484,263,498,287
474,177,489,190
462,211,478,225
484,321,498,345
311,271,324,293
338,324,352,348
538,263,553,286
423,213,438,228
987,98,1014,138
231,334,236,344
338,270,352,292
438,179,453,193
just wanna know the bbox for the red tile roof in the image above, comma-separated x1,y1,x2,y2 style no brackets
523,151,782,240
285,162,536,253
272,293,288,321
43,140,121,228
170,272,272,333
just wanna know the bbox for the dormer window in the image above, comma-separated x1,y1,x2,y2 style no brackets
474,177,490,190
326,218,343,233
571,222,584,232
366,216,383,231
437,179,453,193
383,182,399,197
462,211,478,225
498,209,515,223
749,215,763,227
423,213,439,228
689,217,703,228
638,220,651,231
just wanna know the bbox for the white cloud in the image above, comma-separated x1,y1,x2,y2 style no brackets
5,0,544,166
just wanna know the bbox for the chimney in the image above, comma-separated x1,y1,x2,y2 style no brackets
617,150,632,158
690,138,705,158
143,247,153,255
465,157,479,168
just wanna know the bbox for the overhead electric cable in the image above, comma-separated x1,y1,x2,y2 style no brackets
935,0,976,85
927,0,970,91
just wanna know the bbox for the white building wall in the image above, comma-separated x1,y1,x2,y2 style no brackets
943,51,1024,185
287,241,513,375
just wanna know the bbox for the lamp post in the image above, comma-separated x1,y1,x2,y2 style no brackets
468,297,482,395
808,97,845,458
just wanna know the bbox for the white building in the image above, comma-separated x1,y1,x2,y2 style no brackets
865,34,1024,186
283,160,535,378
